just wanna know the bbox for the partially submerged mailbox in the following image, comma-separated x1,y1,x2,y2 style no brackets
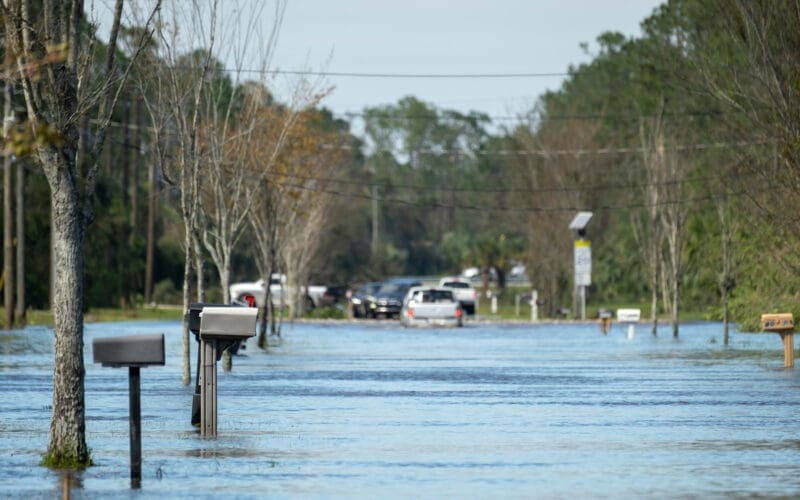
187,303,249,426
760,313,794,368
197,307,257,437
617,308,641,340
93,333,165,489
598,309,613,335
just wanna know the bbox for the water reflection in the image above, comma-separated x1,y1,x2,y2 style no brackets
58,469,84,500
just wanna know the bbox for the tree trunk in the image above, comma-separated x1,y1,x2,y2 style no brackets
3,79,15,329
181,229,193,386
15,157,25,323
45,153,89,466
649,245,658,336
129,100,140,307
131,100,140,234
144,158,156,305
671,273,680,338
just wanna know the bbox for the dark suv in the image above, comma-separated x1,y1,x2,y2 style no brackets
350,282,382,318
369,279,422,319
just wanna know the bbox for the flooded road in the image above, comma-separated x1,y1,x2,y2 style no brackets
2,320,799,498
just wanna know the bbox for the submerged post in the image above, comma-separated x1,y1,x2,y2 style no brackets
93,333,165,488
129,366,142,488
198,307,257,437
760,313,794,368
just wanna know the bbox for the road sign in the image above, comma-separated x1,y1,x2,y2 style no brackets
574,240,591,286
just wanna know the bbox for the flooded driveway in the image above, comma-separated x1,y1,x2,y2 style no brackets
2,320,799,498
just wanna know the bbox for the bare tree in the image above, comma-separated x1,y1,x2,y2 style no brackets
2,0,160,466
636,105,667,336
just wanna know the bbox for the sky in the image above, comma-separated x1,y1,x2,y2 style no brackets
101,0,664,126
265,0,664,123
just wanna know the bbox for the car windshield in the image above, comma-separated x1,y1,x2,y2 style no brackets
413,289,454,303
357,284,379,295
379,284,406,294
442,282,470,288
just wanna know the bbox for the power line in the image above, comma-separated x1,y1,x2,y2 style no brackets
264,172,775,214
214,68,572,79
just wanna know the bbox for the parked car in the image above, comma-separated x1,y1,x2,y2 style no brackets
369,278,422,319
350,282,382,318
229,274,327,310
438,277,477,315
400,286,464,327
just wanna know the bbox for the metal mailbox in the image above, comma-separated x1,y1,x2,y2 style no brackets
197,306,258,437
616,309,641,323
93,334,165,367
199,307,258,340
92,333,165,489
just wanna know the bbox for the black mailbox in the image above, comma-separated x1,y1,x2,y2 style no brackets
92,333,165,489
93,334,165,367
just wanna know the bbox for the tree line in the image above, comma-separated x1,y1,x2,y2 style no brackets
1,0,799,467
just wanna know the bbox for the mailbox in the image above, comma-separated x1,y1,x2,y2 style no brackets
199,307,258,340
760,313,794,368
92,333,165,489
760,313,794,332
616,308,641,340
93,334,165,367
196,306,258,437
616,309,641,323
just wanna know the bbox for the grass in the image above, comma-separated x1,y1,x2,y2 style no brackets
473,287,712,322
2,305,184,327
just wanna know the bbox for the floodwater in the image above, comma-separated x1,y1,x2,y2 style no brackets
1,320,799,498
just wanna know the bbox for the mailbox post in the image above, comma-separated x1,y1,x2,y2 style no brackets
93,333,165,489
760,313,794,368
198,306,257,437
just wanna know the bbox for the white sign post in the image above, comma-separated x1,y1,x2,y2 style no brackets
569,211,593,321
574,240,591,320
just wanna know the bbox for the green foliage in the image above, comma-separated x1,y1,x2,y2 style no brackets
305,305,347,320
152,279,181,305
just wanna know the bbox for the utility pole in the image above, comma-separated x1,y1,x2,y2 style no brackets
371,184,379,256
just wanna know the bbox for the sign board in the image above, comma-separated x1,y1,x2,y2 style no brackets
617,308,641,322
574,240,591,286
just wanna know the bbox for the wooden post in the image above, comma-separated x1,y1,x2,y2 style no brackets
761,313,794,369
780,331,794,368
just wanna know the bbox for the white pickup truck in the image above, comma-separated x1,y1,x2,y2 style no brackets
438,277,477,315
229,274,327,309
400,287,464,327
